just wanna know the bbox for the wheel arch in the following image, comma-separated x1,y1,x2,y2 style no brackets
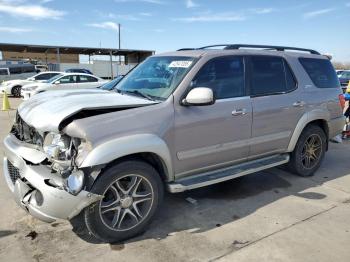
11,85,22,95
100,152,169,183
287,110,330,152
79,134,174,182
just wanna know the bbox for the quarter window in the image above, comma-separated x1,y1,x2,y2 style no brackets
299,58,340,88
191,56,245,99
250,56,296,96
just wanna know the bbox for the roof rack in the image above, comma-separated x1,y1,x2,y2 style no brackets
177,44,320,55
224,44,320,55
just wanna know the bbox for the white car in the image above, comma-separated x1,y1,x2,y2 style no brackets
21,73,107,100
0,71,61,97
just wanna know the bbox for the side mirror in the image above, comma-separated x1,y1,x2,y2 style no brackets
54,81,60,85
27,77,35,81
182,87,215,106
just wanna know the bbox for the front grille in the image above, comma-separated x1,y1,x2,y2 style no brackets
7,160,21,185
11,112,43,145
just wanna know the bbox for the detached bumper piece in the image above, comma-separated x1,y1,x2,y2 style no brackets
3,134,102,223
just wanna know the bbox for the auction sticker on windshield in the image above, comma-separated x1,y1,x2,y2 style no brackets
169,61,192,68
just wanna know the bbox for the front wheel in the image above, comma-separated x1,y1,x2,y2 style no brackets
12,86,22,97
288,125,327,177
84,160,163,243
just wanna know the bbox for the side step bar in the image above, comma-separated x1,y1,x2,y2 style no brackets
167,154,289,193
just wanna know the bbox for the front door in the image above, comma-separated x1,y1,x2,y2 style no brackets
173,56,252,177
55,74,78,90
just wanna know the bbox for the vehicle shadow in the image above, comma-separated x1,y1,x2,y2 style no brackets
72,142,350,245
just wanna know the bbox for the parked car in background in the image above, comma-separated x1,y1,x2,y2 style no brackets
65,68,93,75
0,63,38,82
0,68,10,76
21,73,107,100
338,70,350,88
3,44,344,243
336,70,345,76
100,75,124,91
35,65,48,72
0,71,62,97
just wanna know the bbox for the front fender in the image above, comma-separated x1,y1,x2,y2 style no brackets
287,109,330,152
79,134,174,181
2,84,14,94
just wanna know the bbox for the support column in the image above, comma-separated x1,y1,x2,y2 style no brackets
110,51,114,79
56,48,61,71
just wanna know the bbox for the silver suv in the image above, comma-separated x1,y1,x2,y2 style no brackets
3,44,344,243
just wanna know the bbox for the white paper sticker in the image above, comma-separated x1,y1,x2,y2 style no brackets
169,61,192,68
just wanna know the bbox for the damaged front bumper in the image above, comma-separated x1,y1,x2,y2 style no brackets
2,134,102,223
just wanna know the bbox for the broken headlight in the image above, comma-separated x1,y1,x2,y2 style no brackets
43,133,71,160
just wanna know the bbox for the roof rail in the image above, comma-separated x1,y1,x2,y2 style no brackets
224,44,320,55
177,44,320,55
177,48,196,51
198,44,232,49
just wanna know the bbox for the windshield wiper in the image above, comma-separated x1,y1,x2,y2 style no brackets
122,90,156,101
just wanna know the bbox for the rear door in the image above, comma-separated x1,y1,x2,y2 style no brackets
248,55,304,157
76,75,100,89
173,56,252,176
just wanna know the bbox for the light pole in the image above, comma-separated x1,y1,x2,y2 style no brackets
118,23,121,64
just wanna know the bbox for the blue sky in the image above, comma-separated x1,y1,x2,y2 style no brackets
0,0,349,62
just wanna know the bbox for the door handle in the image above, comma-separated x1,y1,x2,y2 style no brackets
293,101,305,107
232,108,247,116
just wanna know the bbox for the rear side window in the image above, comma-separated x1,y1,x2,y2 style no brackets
79,75,98,82
299,58,340,88
250,56,297,96
191,56,245,99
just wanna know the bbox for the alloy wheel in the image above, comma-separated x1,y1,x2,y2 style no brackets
301,134,322,169
99,174,154,232
13,86,21,97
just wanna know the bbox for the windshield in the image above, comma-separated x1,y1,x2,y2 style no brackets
116,56,196,101
47,74,64,83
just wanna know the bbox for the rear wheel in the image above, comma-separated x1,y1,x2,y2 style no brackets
288,125,327,177
84,160,163,243
12,86,22,97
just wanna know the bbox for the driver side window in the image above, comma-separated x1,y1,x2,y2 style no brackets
191,56,245,99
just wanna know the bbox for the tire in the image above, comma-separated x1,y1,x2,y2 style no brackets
288,125,327,177
83,160,164,243
11,86,22,97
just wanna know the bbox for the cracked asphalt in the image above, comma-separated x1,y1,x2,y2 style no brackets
1,97,350,262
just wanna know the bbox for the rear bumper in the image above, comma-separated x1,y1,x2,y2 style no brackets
329,116,346,139
3,134,102,223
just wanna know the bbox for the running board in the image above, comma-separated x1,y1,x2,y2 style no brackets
167,154,290,193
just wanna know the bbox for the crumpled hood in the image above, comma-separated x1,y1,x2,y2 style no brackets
18,89,157,133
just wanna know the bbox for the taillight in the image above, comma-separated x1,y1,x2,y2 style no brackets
339,94,345,109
